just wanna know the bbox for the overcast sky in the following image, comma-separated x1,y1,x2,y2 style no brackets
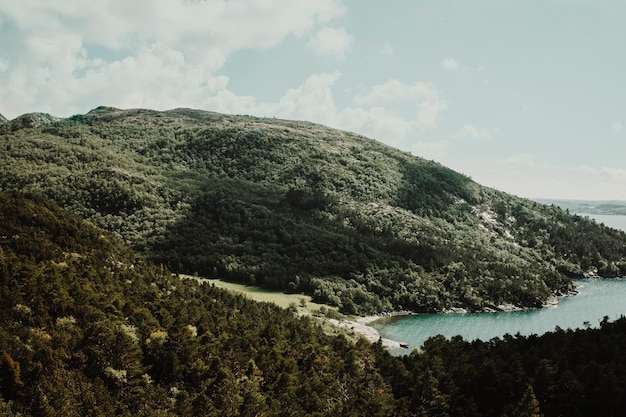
1,1,625,200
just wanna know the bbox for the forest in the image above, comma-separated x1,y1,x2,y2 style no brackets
1,192,626,416
1,107,626,315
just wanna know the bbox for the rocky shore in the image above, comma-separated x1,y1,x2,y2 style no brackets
328,314,410,350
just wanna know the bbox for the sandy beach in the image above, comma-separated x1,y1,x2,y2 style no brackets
328,316,407,349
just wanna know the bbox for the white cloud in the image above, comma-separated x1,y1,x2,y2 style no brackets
0,0,346,118
456,124,492,139
347,79,447,143
0,0,346,52
260,71,342,122
440,58,458,71
336,106,421,147
576,165,626,181
353,79,440,106
0,1,447,153
611,121,624,134
351,79,447,134
307,26,353,59
207,73,446,150
505,153,536,167
411,140,449,160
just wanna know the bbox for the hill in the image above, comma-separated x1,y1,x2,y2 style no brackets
0,191,399,415
3,192,626,416
2,107,626,314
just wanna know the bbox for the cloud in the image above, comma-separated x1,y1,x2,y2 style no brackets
576,165,626,181
349,79,447,141
307,26,353,59
0,0,346,52
411,140,450,161
0,0,346,118
353,79,440,106
505,153,536,167
0,1,448,153
260,71,342,122
611,121,624,134
207,73,446,150
455,124,492,139
440,58,459,71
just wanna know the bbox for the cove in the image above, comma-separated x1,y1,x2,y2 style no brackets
373,278,626,354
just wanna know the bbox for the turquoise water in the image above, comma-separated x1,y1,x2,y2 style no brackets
374,278,626,353
375,214,626,354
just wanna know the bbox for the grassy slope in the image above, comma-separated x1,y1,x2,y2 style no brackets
1,107,626,313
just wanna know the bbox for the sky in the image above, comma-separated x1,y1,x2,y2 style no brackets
1,0,625,200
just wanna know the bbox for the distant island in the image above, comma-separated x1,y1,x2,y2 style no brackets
534,199,626,215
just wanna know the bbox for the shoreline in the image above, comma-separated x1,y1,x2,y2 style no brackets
328,290,582,351
189,275,582,351
327,312,417,350
327,316,409,350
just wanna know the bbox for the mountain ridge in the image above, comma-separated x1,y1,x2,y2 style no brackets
2,106,625,314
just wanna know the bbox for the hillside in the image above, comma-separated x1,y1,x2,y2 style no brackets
3,192,626,416
0,191,398,415
2,107,626,314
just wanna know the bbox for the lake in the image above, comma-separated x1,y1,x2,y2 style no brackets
374,278,626,354
373,214,626,354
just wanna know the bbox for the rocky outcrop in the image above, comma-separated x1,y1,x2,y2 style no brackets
7,112,59,131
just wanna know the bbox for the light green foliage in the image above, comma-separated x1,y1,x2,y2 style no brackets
1,107,626,314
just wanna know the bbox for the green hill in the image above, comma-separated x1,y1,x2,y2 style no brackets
0,191,399,415
3,192,626,416
2,107,626,314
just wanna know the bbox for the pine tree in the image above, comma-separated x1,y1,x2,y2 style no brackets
511,384,543,417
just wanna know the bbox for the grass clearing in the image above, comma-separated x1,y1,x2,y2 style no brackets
180,275,342,317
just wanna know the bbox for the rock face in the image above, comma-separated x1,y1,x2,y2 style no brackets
0,112,59,133
11,112,59,128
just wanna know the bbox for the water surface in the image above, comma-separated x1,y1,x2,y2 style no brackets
374,278,626,353
586,214,626,232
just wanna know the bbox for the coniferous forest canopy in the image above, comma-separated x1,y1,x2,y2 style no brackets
1,107,626,316
2,192,626,416
2,109,626,416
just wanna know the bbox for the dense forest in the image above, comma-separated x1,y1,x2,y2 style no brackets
1,107,626,315
2,192,626,416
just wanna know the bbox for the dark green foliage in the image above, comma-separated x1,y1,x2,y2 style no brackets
0,193,406,415
3,193,626,416
1,107,626,314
